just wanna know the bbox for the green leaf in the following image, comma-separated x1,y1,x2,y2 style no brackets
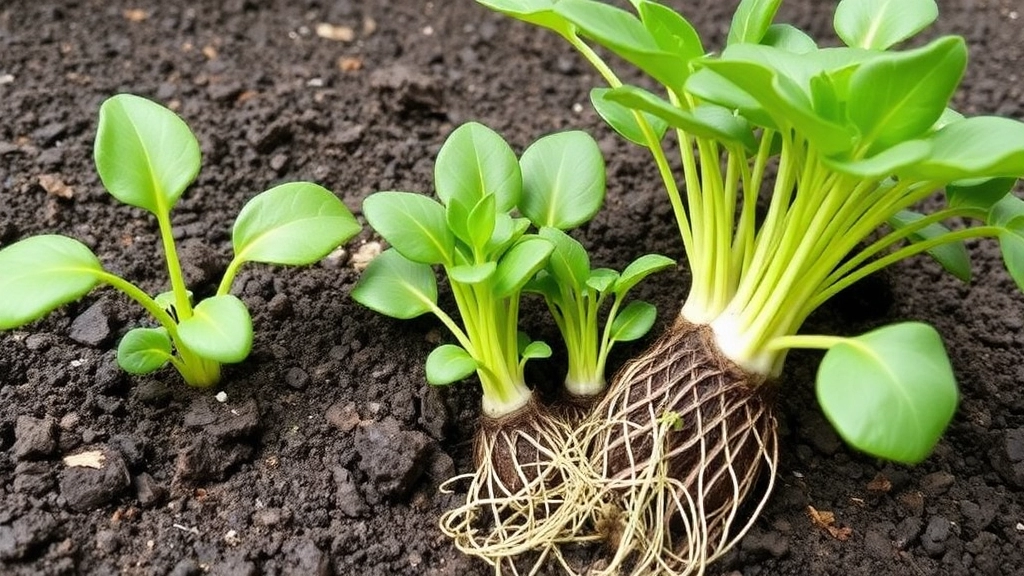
176,295,253,364
590,87,668,147
946,178,1017,212
636,1,703,61
700,50,854,154
998,228,1024,293
363,191,453,265
609,300,657,342
426,344,478,386
605,85,757,151
587,268,620,293
988,195,1024,292
493,237,554,297
762,24,817,53
727,0,782,45
816,322,958,463
614,253,675,297
523,271,561,301
232,182,360,266
539,227,591,291
521,340,553,360
685,68,778,130
449,262,497,284
834,0,938,50
554,0,691,90
474,0,574,38
94,94,200,215
824,139,931,178
486,215,531,255
902,116,1024,181
887,210,971,282
0,235,104,330
519,130,606,230
847,36,966,153
466,194,498,250
435,122,522,212
117,327,172,375
351,249,438,319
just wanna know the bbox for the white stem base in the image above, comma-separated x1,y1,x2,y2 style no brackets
481,385,533,419
709,312,777,378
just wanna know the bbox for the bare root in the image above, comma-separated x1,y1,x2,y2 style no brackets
583,319,779,576
439,397,600,575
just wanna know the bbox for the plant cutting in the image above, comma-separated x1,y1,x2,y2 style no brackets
0,94,360,387
475,0,1024,573
353,121,668,571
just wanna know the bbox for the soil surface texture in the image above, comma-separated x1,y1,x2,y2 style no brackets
2,0,1024,575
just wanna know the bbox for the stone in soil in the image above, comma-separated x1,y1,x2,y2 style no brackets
13,415,57,460
58,448,131,512
68,300,112,347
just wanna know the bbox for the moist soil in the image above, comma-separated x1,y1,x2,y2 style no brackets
1,0,1023,574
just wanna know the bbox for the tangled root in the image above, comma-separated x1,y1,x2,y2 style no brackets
583,319,779,576
439,395,599,575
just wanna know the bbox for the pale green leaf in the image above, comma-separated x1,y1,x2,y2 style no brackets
176,295,253,364
817,322,958,463
493,237,554,297
519,130,606,230
117,327,172,374
727,0,782,45
426,344,478,386
94,94,200,215
363,191,453,265
232,182,360,265
590,87,668,147
351,249,438,319
609,300,657,342
834,0,938,50
0,235,103,330
435,122,522,212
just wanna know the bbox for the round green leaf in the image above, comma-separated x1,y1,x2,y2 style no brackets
521,340,553,360
363,191,453,265
538,227,590,292
903,116,1024,181
727,0,782,46
609,300,657,342
614,253,675,297
493,237,554,297
94,94,200,214
847,36,966,153
475,0,575,38
232,182,360,266
816,322,958,463
351,249,438,319
834,0,937,51
449,262,497,285
435,122,522,212
426,344,478,386
519,131,605,230
0,235,103,330
117,327,173,375
586,268,620,293
176,295,253,364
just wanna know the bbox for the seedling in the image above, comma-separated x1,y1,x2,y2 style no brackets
353,122,663,570
0,94,360,387
527,228,673,401
477,0,1024,573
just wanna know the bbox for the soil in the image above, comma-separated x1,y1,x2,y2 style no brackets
1,0,1023,575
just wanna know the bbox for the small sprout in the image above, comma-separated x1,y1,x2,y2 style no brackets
0,94,361,387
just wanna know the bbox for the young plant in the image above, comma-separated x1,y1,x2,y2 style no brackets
527,228,673,402
476,0,1024,573
353,122,672,570
0,94,360,387
514,129,675,407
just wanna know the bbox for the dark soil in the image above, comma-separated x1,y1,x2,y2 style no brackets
1,0,1023,575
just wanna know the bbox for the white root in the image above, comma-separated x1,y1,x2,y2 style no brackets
438,408,599,576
